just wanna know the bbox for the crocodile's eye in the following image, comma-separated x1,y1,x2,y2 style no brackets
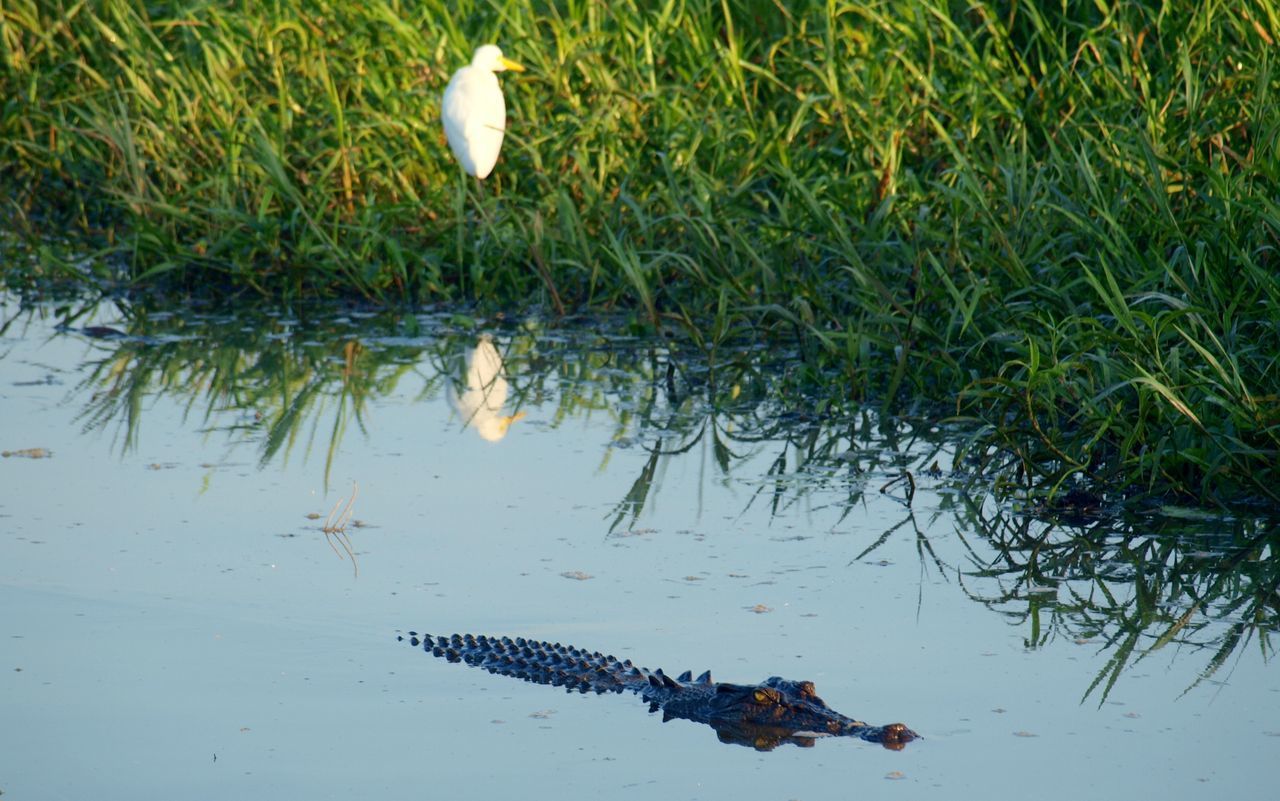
753,689,771,703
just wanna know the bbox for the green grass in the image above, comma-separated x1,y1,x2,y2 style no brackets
3,0,1280,506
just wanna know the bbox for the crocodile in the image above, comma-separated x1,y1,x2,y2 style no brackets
399,632,918,751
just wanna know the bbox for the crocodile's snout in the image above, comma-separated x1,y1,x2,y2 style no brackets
876,722,920,750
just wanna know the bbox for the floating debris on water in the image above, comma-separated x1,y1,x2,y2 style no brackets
608,527,657,538
2,448,51,459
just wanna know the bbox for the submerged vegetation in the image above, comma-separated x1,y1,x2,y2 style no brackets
2,0,1279,505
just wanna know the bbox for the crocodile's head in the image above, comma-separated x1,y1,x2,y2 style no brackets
705,677,850,731
707,677,918,749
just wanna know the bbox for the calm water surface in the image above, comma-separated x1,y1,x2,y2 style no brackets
0,296,1274,799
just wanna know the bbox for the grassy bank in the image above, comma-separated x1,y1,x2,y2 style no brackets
3,0,1279,505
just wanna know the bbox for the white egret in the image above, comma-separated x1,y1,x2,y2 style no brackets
442,44,525,179
448,337,526,442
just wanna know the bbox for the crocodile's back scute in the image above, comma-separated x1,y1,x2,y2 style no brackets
405,632,648,694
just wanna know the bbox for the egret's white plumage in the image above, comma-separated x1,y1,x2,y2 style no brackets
442,44,525,179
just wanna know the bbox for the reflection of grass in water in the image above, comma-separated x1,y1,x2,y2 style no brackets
60,300,943,539
955,501,1279,704
70,306,432,490
48,301,1279,697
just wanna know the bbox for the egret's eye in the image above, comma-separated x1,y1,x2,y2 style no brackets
753,689,770,703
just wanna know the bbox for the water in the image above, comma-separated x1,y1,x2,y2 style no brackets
0,296,1274,799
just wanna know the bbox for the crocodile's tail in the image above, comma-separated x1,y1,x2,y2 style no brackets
400,632,665,695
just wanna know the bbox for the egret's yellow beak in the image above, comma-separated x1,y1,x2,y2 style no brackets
499,56,526,72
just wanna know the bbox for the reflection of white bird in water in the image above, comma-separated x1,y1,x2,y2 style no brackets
448,338,526,442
